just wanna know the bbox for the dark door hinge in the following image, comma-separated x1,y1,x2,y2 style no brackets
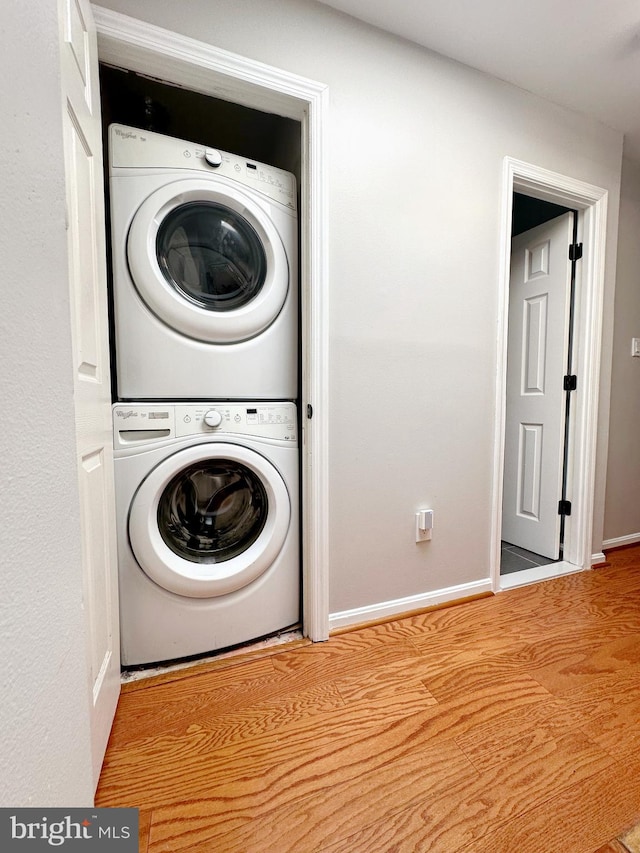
563,374,577,391
569,242,583,261
558,499,572,516
306,403,313,419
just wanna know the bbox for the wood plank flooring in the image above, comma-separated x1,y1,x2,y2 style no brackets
96,546,640,852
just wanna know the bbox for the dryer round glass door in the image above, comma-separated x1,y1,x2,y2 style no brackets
156,202,267,313
127,179,289,344
128,443,291,598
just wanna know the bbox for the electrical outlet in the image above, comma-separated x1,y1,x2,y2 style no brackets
632,338,640,357
415,509,433,542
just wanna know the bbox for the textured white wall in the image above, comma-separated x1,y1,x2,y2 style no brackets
98,0,622,612
0,0,93,805
604,157,640,543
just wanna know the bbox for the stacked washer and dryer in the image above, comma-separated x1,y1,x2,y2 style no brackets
108,125,300,666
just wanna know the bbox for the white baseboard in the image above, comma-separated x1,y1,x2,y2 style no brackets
602,533,640,550
328,579,493,632
591,552,606,566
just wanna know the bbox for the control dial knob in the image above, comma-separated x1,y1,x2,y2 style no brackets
204,148,222,167
204,409,223,428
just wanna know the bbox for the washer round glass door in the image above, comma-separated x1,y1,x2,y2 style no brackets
127,179,289,343
129,443,291,598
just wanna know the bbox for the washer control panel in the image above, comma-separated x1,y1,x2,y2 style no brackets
113,402,297,448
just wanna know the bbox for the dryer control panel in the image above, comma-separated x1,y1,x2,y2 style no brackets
109,124,297,212
113,402,297,449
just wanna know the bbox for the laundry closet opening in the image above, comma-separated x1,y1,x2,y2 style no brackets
99,63,305,670
501,192,579,578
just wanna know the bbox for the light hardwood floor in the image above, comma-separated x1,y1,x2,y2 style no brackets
96,546,640,852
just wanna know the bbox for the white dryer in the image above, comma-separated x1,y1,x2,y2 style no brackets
113,401,299,666
109,125,298,401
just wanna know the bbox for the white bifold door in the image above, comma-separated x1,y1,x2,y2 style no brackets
59,0,121,788
502,212,574,561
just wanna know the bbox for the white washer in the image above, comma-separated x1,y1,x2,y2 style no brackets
113,401,299,666
109,125,298,400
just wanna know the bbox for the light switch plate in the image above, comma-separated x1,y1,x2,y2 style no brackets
632,338,640,357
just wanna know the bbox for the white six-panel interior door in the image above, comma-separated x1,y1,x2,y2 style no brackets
502,212,573,560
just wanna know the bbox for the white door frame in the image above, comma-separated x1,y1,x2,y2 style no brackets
491,157,608,591
93,5,331,640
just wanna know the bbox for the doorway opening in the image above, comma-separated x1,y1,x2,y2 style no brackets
501,193,577,577
491,158,609,592
94,6,331,641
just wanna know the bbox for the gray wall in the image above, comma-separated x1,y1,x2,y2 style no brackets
604,156,640,544
0,0,94,806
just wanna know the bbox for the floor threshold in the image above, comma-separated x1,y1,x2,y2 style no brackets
500,559,582,591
